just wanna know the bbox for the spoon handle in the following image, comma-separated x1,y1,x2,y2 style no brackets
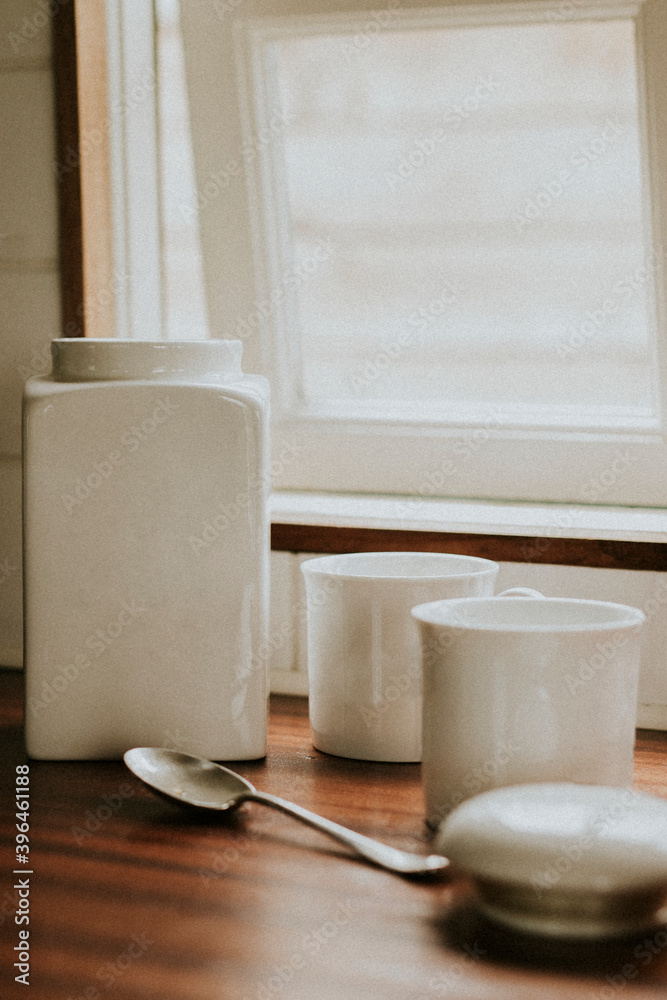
248,790,448,876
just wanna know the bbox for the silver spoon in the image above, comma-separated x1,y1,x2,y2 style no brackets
124,747,449,877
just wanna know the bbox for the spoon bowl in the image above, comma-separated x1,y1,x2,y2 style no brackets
125,748,256,811
124,747,450,877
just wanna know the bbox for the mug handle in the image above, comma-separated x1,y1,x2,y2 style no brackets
497,587,545,598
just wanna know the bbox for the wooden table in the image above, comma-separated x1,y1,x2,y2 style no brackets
1,670,666,1000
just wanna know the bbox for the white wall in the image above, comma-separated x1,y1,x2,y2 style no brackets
0,1,61,666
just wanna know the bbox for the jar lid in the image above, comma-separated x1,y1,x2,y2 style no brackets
51,339,244,381
435,783,667,937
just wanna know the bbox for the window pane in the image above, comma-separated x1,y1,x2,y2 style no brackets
269,16,656,428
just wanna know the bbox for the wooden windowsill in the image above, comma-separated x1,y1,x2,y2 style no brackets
271,492,667,570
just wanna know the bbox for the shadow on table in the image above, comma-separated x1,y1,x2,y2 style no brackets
434,896,667,986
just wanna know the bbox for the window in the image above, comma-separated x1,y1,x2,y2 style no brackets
244,10,653,431
106,0,667,507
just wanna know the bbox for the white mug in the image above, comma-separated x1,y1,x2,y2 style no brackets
301,552,499,761
412,592,646,829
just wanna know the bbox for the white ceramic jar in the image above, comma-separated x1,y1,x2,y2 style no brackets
23,339,270,760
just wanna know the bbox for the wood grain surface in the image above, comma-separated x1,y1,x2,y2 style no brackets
1,670,666,1000
271,523,667,572
52,1,84,339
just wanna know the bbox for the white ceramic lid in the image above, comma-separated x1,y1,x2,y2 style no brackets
51,339,244,381
435,783,667,895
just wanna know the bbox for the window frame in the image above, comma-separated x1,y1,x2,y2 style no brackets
58,0,665,531
223,0,667,506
